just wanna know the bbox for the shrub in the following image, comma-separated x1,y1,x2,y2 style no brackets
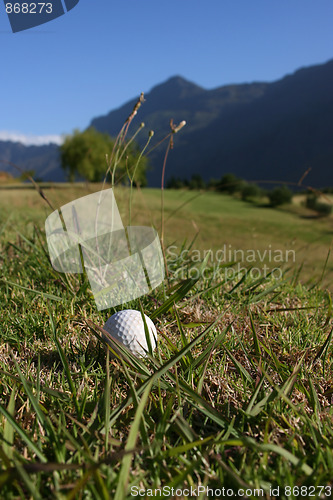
306,193,318,210
241,183,262,201
306,193,332,216
315,202,332,216
268,185,293,207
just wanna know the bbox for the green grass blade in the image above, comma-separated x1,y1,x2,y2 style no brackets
0,404,46,462
114,380,153,500
258,443,313,475
166,435,213,456
249,311,261,356
10,353,55,440
313,325,333,377
139,299,154,356
168,372,239,435
0,213,12,236
3,390,16,460
0,278,62,302
107,314,225,428
224,348,253,384
244,373,267,417
48,308,80,416
248,279,289,304
151,252,211,319
245,357,303,417
188,321,232,372
0,369,70,402
307,376,321,422
15,462,43,500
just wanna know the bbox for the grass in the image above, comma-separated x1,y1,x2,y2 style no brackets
0,181,333,498
0,97,332,497
1,184,332,287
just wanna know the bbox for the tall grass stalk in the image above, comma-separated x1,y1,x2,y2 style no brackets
127,130,154,226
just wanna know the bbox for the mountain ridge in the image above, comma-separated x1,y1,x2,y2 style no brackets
0,141,62,181
1,58,333,187
90,58,333,187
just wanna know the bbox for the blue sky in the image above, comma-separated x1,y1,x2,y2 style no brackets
1,0,333,144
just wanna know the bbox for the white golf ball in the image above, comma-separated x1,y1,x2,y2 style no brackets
103,309,157,356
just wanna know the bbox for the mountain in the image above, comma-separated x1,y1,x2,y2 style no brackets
91,61,333,187
90,76,269,185
0,141,63,181
2,59,333,187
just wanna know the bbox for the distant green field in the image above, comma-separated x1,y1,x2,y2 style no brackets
1,184,332,287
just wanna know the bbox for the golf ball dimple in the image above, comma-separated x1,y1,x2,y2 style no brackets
103,309,157,356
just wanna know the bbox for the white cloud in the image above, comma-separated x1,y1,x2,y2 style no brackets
0,130,64,146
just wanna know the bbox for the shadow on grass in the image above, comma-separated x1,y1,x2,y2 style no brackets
31,342,105,371
299,213,330,220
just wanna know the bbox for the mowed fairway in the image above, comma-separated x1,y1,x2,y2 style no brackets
1,184,332,287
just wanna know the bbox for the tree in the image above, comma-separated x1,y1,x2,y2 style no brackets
241,183,262,201
217,173,244,194
268,185,293,207
189,174,206,190
207,178,220,190
60,128,148,185
166,176,186,189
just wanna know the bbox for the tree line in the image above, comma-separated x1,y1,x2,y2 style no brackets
167,172,332,214
58,128,331,215
167,172,293,206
